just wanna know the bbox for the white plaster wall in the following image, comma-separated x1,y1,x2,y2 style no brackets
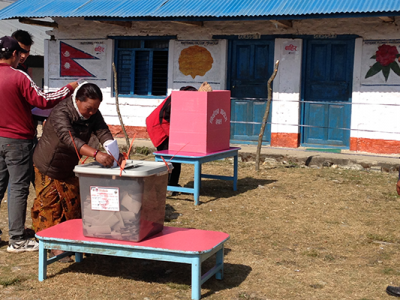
272,38,302,134
351,38,400,141
45,16,400,140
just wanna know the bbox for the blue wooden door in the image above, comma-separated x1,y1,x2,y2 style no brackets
301,39,354,147
229,40,274,144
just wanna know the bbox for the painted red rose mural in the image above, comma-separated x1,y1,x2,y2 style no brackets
365,44,400,81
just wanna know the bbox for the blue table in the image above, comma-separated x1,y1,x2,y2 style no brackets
154,147,240,205
36,219,230,300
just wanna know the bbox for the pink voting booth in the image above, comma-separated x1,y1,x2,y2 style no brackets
169,90,231,154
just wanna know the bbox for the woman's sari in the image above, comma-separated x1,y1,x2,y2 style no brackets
31,166,81,233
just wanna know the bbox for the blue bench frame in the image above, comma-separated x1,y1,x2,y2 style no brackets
36,220,230,300
154,147,240,205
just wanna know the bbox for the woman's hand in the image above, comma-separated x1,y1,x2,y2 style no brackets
118,153,125,165
95,151,115,168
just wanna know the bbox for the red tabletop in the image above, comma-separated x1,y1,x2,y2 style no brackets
36,219,230,253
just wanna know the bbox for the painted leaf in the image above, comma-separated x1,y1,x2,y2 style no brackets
382,65,390,81
397,54,400,58
370,55,376,59
390,62,400,77
365,62,382,79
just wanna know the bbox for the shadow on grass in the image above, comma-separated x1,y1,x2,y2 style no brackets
51,247,250,298
0,239,8,248
171,176,276,204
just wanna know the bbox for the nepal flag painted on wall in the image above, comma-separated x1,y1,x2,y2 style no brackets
60,42,98,77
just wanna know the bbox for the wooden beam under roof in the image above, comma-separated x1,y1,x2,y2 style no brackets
379,16,395,22
19,18,58,28
270,20,292,28
95,20,132,28
171,21,203,27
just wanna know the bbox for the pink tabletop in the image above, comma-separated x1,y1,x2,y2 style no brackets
154,147,240,157
36,219,230,253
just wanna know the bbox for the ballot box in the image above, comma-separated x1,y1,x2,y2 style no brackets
169,90,231,153
74,160,171,242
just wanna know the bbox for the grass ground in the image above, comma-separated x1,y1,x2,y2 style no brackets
1,155,400,299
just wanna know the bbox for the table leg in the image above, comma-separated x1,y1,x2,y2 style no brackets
215,247,224,280
38,241,47,281
75,252,83,262
191,256,201,300
194,161,201,205
233,153,238,191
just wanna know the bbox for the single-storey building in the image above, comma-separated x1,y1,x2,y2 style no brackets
0,0,399,154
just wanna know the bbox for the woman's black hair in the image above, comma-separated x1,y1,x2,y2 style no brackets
159,86,197,124
76,83,103,102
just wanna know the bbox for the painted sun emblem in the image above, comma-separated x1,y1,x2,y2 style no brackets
179,45,214,79
64,62,70,69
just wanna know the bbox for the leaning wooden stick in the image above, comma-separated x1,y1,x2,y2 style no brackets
112,62,130,151
255,60,280,171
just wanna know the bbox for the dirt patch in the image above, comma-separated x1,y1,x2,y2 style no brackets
1,155,400,299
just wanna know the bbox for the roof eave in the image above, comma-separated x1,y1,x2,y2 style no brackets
84,11,400,22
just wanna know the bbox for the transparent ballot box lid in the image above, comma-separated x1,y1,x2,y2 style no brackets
74,160,172,177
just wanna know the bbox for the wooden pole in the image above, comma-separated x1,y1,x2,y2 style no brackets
112,62,130,153
255,60,280,171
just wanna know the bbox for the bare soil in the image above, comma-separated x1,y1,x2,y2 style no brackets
1,155,400,300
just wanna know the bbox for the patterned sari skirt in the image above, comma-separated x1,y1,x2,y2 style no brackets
31,166,81,233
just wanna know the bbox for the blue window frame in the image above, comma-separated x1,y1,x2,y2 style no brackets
113,37,173,97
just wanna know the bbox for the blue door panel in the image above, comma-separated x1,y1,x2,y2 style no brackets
304,103,325,144
310,45,329,80
252,101,270,139
254,45,270,80
229,40,274,144
302,39,354,148
230,100,270,141
231,101,250,138
328,105,346,143
331,45,347,80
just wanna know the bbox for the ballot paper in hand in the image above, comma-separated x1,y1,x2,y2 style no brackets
103,140,119,167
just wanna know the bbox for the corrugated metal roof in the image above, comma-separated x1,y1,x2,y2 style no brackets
0,0,52,56
0,0,399,20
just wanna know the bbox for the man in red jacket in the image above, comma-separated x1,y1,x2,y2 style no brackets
0,36,78,253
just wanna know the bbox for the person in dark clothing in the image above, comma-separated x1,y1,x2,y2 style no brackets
11,30,33,75
9,31,37,241
146,86,197,193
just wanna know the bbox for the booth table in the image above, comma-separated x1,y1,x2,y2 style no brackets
36,219,230,300
154,147,240,205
